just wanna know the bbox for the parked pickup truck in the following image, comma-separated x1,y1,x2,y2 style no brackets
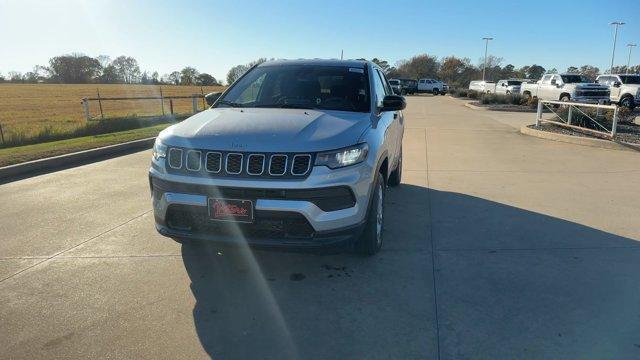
150,59,405,255
388,79,402,95
489,79,526,95
399,78,418,95
596,74,640,109
468,80,494,93
520,73,610,103
418,78,447,95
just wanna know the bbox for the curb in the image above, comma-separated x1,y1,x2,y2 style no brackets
463,102,488,111
0,137,156,181
519,125,640,152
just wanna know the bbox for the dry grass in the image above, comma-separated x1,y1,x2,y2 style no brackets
0,83,225,145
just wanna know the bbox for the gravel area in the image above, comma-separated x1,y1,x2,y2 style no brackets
468,101,544,113
529,121,640,145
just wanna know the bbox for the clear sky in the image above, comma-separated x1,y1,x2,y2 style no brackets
1,0,639,83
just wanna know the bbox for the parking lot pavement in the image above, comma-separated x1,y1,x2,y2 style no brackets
2,95,640,359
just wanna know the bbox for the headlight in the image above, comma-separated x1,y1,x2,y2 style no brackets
152,139,167,160
315,143,369,169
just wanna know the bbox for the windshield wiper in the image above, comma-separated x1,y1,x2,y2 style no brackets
217,100,244,108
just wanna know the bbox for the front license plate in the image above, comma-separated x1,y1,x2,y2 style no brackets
208,198,254,223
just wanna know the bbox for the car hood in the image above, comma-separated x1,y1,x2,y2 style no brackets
159,108,372,152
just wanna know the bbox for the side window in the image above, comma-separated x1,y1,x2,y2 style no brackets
371,69,387,107
541,75,552,84
376,70,392,95
419,79,425,84
553,75,562,84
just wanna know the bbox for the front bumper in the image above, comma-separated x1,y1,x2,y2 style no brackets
149,158,373,247
572,97,611,104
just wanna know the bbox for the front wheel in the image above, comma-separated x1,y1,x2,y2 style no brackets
433,88,439,95
620,95,635,109
355,175,385,256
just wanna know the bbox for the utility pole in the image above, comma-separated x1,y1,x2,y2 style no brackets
626,43,637,74
482,37,493,81
340,49,343,60
609,21,625,73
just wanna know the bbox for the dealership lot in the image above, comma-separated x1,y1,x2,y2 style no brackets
2,95,640,359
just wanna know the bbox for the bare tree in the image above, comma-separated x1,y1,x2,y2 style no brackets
168,71,181,85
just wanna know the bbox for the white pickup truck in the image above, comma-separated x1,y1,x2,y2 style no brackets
595,74,640,109
491,79,526,95
418,79,447,95
520,73,610,103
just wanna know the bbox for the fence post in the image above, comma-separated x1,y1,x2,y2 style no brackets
567,105,573,125
0,123,4,145
200,86,205,109
96,89,104,119
81,98,91,120
192,95,198,113
169,99,174,115
611,106,619,137
159,86,165,116
536,100,543,126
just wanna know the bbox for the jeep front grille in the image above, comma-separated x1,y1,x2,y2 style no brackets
166,147,314,179
226,153,243,174
269,154,287,176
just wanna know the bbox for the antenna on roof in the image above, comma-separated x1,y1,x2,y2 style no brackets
340,49,343,60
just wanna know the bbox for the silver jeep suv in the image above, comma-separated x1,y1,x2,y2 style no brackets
149,59,405,255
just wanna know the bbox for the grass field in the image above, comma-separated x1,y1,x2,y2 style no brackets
0,123,172,167
0,83,225,147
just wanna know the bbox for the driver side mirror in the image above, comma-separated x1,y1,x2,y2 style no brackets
205,92,222,106
550,79,557,85
381,95,406,112
613,81,622,87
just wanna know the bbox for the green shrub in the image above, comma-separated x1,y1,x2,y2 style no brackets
467,90,480,100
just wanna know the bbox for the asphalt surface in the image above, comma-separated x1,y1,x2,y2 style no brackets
2,95,640,359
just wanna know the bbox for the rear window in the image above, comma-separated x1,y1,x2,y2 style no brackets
219,64,370,112
507,81,522,86
388,80,400,85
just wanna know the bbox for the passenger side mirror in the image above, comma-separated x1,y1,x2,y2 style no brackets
613,81,622,87
205,92,222,106
381,95,406,111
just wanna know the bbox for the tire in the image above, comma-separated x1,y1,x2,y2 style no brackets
355,174,385,256
560,95,570,102
523,92,532,100
433,88,439,95
620,95,635,109
172,237,191,245
388,148,402,187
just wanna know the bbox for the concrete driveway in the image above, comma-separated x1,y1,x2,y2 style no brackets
2,95,640,359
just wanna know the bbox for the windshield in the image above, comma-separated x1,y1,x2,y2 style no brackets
388,80,400,85
619,75,640,84
561,75,591,83
507,80,522,86
218,64,370,112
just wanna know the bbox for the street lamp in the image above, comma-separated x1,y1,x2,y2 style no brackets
482,37,493,81
626,43,637,74
609,21,625,73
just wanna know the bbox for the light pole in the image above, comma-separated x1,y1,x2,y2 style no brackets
626,43,636,74
482,37,493,81
609,21,625,73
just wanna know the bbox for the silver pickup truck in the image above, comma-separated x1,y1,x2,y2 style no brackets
596,74,640,109
149,59,406,255
520,73,610,103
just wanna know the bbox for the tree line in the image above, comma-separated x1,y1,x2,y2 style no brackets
0,53,220,86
